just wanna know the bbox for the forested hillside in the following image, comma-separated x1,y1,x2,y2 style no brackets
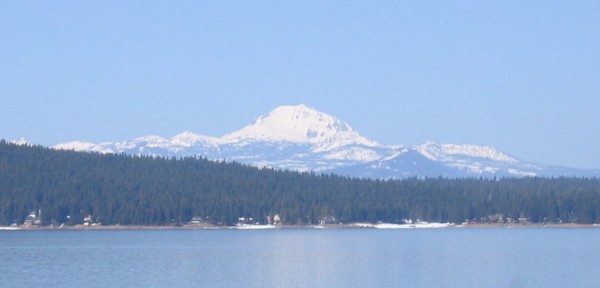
1,140,599,226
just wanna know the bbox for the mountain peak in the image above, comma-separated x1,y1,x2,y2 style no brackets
221,105,380,149
271,104,314,115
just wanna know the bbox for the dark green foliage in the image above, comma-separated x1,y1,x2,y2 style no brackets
1,140,600,226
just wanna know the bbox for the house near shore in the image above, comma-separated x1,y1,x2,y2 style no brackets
266,214,282,225
190,217,203,224
22,210,41,227
319,216,337,226
83,215,100,226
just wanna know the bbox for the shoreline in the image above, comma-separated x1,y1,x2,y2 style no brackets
3,222,600,231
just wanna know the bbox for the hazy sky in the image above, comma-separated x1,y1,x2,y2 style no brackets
2,2,599,169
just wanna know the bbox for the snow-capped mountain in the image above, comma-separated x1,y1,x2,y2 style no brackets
53,105,600,179
222,105,381,150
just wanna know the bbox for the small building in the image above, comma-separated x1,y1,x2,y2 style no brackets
237,217,257,225
83,215,93,226
190,217,203,224
273,214,281,225
319,216,337,226
23,210,41,227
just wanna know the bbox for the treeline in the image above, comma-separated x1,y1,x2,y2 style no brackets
1,140,599,226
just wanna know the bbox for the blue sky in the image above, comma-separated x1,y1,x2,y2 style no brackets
2,2,599,169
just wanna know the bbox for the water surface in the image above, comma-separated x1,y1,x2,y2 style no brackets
1,228,598,287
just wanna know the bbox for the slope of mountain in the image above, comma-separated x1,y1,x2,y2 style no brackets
53,105,600,178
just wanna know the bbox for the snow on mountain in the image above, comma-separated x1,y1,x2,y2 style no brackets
125,132,219,153
54,131,220,156
10,137,29,146
171,131,219,148
412,141,532,176
414,141,518,163
133,135,170,148
220,105,388,162
51,104,600,179
54,141,115,154
222,104,381,148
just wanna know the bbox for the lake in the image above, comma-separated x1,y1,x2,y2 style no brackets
1,228,599,287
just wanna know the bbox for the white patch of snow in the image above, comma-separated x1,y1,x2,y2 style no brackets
10,137,28,145
415,141,518,163
374,222,451,229
114,141,137,151
234,224,277,230
382,150,407,161
134,135,170,147
54,141,94,151
0,226,21,230
508,169,537,177
53,141,114,154
170,131,219,147
351,223,375,228
322,147,381,162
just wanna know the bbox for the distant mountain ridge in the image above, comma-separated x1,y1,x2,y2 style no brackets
53,105,600,178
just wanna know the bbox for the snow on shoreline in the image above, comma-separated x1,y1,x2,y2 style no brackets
352,222,453,229
233,224,277,230
232,222,453,230
0,227,21,230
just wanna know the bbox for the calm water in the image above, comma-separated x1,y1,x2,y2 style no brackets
1,228,599,288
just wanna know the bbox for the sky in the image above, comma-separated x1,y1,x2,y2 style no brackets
1,2,599,169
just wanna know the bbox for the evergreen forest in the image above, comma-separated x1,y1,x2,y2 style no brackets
1,140,600,226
